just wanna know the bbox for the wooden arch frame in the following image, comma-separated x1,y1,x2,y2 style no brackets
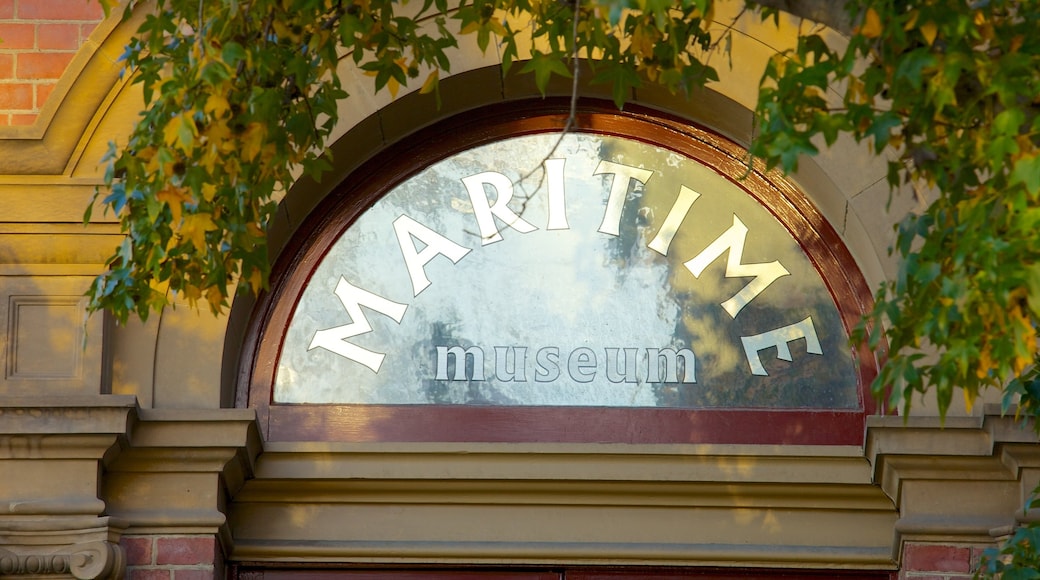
237,99,880,445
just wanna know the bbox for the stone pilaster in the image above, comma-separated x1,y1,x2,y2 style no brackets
0,396,137,579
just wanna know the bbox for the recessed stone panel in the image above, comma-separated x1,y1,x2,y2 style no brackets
7,295,85,379
0,276,105,395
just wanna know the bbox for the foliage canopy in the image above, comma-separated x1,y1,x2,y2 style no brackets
88,0,1040,429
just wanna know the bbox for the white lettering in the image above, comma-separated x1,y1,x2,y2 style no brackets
462,171,537,245
648,185,701,256
545,158,570,230
594,160,654,236
741,317,823,376
684,214,790,318
308,277,408,373
393,214,471,297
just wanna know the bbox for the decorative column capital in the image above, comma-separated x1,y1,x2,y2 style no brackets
0,540,123,580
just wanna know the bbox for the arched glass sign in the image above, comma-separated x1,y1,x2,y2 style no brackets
243,103,878,444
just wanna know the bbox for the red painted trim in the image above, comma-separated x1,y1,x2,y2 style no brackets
240,99,884,445
268,405,865,445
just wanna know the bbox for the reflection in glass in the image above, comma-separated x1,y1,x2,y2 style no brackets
275,133,858,409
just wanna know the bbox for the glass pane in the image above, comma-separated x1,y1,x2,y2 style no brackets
275,133,857,408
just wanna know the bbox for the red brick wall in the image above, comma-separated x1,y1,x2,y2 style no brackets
122,535,224,580
0,0,104,126
900,541,989,580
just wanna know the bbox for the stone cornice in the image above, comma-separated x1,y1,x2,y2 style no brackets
124,408,263,494
256,441,873,483
866,410,1040,543
0,397,137,519
104,408,262,541
232,442,898,568
0,396,137,437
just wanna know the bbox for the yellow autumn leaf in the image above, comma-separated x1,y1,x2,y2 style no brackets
207,119,231,143
420,70,439,95
858,8,882,39
631,22,659,60
200,144,220,172
246,267,264,292
202,183,217,202
641,62,660,82
386,75,401,98
156,185,193,224
143,147,161,173
963,388,976,412
260,143,277,164
903,9,919,30
975,345,992,380
206,285,225,313
384,58,408,98
180,213,217,252
919,21,938,46
204,93,231,118
240,122,266,161
487,17,507,37
163,112,197,150
163,115,182,147
182,283,202,306
1011,305,1037,375
247,221,264,237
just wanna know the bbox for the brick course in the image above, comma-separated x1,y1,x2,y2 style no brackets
129,569,174,580
38,23,82,50
123,536,154,566
0,0,104,125
17,0,104,21
0,22,34,49
899,541,987,580
156,537,217,566
0,81,30,108
121,535,221,580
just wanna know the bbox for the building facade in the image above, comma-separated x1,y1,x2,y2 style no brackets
1,2,1037,580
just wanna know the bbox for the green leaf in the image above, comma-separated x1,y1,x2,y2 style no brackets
1010,153,1040,197
518,51,572,95
221,42,247,68
591,63,641,109
866,111,902,151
